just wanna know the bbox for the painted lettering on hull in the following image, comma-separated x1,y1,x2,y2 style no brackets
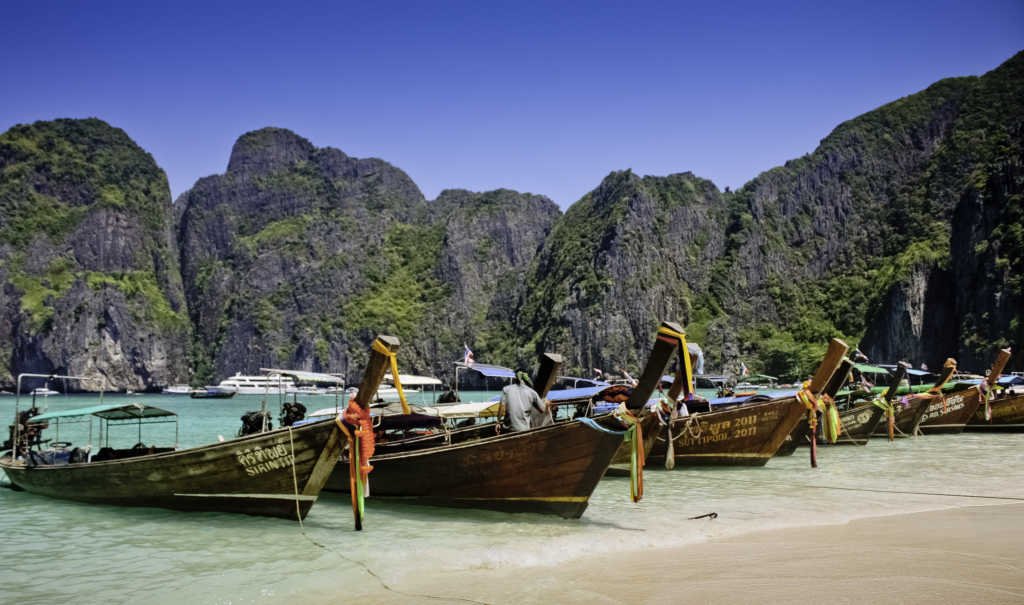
675,413,760,447
921,394,966,423
235,444,294,477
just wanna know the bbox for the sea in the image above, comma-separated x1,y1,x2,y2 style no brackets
1,391,1022,604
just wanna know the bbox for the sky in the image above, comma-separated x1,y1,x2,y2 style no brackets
2,1,1022,208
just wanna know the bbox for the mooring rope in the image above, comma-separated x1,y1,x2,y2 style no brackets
295,530,493,605
288,427,303,528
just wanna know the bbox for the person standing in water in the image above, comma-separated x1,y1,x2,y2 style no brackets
501,369,550,431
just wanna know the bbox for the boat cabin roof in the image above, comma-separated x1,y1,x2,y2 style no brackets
384,373,443,386
29,403,177,423
853,363,891,375
456,362,515,378
259,368,344,384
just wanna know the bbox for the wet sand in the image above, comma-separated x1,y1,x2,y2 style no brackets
341,503,1024,604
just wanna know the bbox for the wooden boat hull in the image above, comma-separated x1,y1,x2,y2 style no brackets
965,391,1024,431
647,397,805,467
606,411,660,476
327,417,626,518
0,418,343,520
871,395,932,438
917,387,984,434
782,400,886,449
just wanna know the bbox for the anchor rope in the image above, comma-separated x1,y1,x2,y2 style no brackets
288,426,303,528
295,530,493,605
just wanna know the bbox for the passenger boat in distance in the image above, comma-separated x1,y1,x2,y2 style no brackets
0,374,343,520
647,338,849,467
189,385,238,399
917,349,1011,434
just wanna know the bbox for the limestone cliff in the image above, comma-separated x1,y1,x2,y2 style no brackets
0,118,190,390
176,129,557,382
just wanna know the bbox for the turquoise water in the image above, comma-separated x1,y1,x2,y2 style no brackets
1,392,1022,604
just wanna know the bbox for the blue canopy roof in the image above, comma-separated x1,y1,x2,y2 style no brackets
460,363,515,378
547,386,608,402
905,368,934,377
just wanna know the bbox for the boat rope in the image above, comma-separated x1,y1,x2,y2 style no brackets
288,426,303,528
614,405,644,502
681,415,703,440
796,383,820,468
692,475,1024,502
979,381,993,421
654,399,677,469
294,531,493,605
871,396,897,441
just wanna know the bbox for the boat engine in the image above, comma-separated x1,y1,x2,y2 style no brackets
238,411,272,436
5,406,46,455
280,402,306,427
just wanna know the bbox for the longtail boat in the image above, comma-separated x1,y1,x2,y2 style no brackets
326,339,641,518
965,359,1024,431
871,360,958,438
647,338,849,467
0,375,343,520
605,322,696,474
0,335,404,522
917,349,1011,434
783,360,909,448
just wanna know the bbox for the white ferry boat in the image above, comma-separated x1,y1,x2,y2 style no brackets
216,373,296,395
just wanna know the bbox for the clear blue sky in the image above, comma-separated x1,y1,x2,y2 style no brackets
2,1,1021,207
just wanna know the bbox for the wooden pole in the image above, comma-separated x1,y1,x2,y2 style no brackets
533,353,563,399
354,335,401,409
806,338,850,468
626,321,688,411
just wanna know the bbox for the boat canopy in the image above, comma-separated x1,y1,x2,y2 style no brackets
547,386,608,402
30,403,177,423
385,373,443,386
904,368,933,377
259,368,344,384
437,401,502,419
853,363,891,374
457,363,515,378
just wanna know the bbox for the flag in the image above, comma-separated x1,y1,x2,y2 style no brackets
463,344,474,366
740,361,749,377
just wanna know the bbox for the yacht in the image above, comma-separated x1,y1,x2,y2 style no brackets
216,373,296,395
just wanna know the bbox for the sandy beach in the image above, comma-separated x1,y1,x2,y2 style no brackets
334,503,1024,604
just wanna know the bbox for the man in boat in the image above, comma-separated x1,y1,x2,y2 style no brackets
501,369,550,431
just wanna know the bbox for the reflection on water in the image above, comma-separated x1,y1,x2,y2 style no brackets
1,393,1021,603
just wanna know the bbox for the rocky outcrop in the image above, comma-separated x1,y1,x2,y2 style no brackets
428,189,560,363
0,118,190,390
176,129,558,382
176,128,431,382
518,171,728,374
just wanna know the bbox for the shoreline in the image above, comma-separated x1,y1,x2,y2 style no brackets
329,502,1024,604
